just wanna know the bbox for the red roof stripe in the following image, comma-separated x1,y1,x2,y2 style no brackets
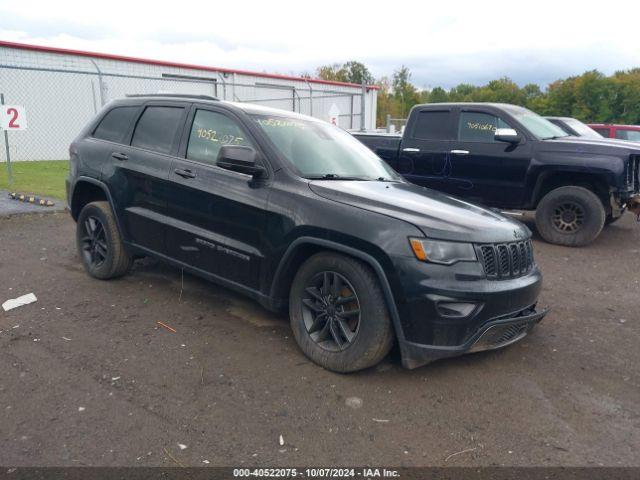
0,40,379,90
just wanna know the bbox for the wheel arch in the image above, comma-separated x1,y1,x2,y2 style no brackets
269,237,406,343
531,170,611,211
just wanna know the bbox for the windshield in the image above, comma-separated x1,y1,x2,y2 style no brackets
251,114,400,181
506,106,570,140
565,118,603,139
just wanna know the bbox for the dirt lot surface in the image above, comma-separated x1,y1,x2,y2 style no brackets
1,212,639,467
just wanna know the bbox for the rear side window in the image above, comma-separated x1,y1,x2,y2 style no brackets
93,106,138,143
411,111,453,140
131,106,184,154
615,129,640,141
458,111,512,142
187,110,254,165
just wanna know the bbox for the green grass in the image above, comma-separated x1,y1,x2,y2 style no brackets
0,160,69,199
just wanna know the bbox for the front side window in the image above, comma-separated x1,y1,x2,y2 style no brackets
131,106,184,154
458,111,512,142
411,111,453,140
593,128,610,138
93,106,139,143
251,114,399,180
187,110,254,165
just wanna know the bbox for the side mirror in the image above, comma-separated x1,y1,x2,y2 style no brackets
494,128,521,144
217,145,265,177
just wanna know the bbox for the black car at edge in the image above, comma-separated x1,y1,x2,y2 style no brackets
66,94,547,372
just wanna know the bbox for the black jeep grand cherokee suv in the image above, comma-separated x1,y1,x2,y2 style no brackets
66,94,547,372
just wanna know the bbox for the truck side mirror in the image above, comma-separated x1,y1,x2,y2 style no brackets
217,145,265,178
494,128,521,144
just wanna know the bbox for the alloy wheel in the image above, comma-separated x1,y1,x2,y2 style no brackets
80,216,108,268
552,202,585,233
300,271,361,352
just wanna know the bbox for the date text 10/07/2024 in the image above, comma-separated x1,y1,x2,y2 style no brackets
232,468,401,478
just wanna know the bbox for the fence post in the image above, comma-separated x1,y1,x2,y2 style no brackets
386,114,391,133
1,93,13,184
304,79,313,116
360,81,366,131
89,59,106,107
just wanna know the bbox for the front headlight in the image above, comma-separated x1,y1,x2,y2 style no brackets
409,238,477,265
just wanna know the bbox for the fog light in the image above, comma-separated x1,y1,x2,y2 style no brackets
436,302,478,319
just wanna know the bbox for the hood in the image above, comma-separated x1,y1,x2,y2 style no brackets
308,180,530,243
539,136,640,156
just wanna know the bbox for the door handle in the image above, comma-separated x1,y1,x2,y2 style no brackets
174,168,197,179
111,152,128,161
450,149,470,155
402,147,420,152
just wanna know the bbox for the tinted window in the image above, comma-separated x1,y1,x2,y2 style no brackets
458,111,512,142
187,110,254,165
411,111,453,140
615,129,640,141
593,128,610,138
131,106,184,154
93,106,138,143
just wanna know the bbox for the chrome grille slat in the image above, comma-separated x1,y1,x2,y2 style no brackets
478,240,534,280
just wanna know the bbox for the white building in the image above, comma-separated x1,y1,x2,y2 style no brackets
0,41,378,161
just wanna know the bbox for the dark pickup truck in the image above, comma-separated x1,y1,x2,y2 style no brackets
353,103,640,246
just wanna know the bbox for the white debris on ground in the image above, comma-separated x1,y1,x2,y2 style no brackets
2,293,37,312
177,443,187,450
279,435,284,446
345,396,363,409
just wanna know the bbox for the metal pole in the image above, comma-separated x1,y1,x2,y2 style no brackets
386,114,391,133
89,59,106,106
1,93,13,183
304,79,313,116
360,81,366,131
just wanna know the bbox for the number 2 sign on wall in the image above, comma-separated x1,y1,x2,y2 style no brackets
0,105,28,131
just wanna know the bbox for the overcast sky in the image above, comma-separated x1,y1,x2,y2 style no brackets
1,0,639,89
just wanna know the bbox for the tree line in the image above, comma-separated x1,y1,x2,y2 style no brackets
315,62,640,128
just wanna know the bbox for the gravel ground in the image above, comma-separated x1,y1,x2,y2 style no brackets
0,212,638,467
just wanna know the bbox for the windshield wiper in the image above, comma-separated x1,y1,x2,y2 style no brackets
305,174,369,180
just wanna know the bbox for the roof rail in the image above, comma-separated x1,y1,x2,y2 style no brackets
125,94,219,101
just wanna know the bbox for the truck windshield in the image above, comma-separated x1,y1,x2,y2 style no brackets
251,115,400,181
506,106,570,140
564,118,603,139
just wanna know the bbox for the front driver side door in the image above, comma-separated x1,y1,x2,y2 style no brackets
165,106,270,291
447,109,533,208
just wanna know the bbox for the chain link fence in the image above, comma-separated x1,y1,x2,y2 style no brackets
0,60,369,163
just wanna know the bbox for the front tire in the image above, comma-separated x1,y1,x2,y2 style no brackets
535,186,605,247
289,252,394,373
76,201,132,279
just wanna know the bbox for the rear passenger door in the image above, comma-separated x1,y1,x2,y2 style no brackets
448,108,533,208
165,106,270,291
396,108,457,194
101,102,187,254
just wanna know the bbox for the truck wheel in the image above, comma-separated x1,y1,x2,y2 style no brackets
289,252,394,373
535,186,605,247
76,201,132,279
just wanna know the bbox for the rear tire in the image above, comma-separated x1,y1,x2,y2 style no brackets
289,252,394,373
76,201,132,279
535,186,605,247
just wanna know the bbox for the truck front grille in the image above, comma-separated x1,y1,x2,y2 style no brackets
477,240,534,280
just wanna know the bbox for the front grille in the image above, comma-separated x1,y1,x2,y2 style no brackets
477,240,534,280
627,155,640,192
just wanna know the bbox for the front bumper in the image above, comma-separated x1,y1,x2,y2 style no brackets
399,306,547,369
389,254,547,369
